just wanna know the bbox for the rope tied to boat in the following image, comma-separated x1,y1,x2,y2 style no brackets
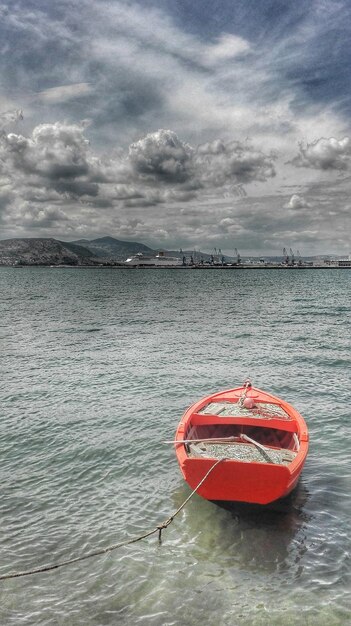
157,457,227,542
0,458,226,581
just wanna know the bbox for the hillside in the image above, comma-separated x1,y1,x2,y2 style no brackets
1,236,337,267
70,237,219,261
71,236,154,260
0,238,99,266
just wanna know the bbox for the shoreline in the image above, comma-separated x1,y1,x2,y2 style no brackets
3,263,351,270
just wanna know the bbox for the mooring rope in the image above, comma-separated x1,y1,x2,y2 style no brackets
0,458,226,581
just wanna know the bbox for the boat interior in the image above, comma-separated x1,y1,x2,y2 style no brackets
184,422,299,465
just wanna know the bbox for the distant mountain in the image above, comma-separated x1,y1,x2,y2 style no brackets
1,236,342,267
70,238,218,261
0,236,193,266
0,238,99,266
71,236,154,260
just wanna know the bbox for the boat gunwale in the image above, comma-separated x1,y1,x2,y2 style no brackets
175,385,309,475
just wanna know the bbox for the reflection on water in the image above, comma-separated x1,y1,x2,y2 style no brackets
169,480,311,581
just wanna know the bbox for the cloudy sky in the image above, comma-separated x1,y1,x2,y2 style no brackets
1,0,351,255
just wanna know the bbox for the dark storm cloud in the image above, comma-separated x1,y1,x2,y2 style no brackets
53,180,99,197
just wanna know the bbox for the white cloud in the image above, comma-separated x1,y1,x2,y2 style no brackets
0,109,23,130
37,83,93,104
19,204,69,228
2,117,351,254
203,33,250,65
128,129,194,184
0,122,95,187
194,139,276,186
127,130,276,194
292,137,351,170
0,122,277,230
284,194,310,210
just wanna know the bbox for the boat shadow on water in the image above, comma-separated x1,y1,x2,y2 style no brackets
215,481,312,576
170,479,311,577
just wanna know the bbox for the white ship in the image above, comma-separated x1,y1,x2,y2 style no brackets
124,251,183,267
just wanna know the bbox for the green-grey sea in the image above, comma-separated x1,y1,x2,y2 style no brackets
1,267,350,625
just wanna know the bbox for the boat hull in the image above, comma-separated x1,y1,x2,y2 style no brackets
180,456,303,504
174,385,308,505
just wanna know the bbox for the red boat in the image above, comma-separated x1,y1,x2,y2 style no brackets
174,381,309,505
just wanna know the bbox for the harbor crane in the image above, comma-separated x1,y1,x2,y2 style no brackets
290,248,295,265
283,248,289,264
234,248,241,264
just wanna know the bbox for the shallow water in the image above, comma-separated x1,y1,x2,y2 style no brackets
0,267,350,625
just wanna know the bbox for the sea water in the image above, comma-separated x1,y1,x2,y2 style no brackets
0,267,350,625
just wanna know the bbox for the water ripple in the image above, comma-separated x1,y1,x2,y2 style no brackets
0,267,350,625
